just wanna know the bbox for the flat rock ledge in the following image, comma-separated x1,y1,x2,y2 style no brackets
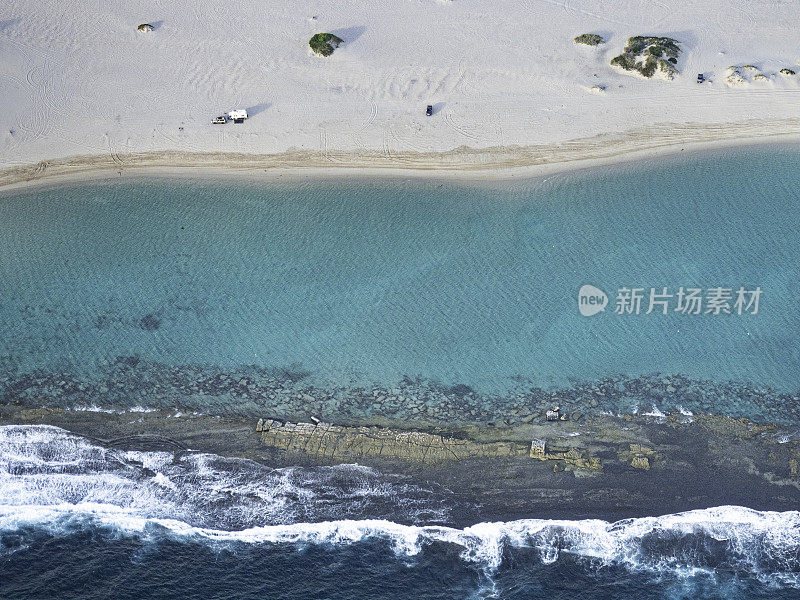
257,418,603,473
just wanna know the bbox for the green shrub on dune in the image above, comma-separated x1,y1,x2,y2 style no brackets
640,55,658,77
610,54,634,70
309,33,344,57
610,36,681,79
628,36,679,57
574,33,604,46
658,58,678,77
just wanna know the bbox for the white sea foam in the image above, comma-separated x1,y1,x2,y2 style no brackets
1,425,799,586
643,405,666,419
68,405,162,415
0,425,450,530
70,405,117,413
151,472,176,490
2,500,799,585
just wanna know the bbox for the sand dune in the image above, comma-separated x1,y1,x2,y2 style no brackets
1,0,799,184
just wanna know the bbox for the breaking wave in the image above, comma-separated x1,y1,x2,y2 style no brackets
0,425,453,529
2,425,800,588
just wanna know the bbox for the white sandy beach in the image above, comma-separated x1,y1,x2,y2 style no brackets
1,0,799,184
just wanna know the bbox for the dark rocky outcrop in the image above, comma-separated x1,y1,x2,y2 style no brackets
256,418,604,474
257,418,526,465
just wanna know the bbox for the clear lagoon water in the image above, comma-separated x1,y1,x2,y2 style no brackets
1,145,799,420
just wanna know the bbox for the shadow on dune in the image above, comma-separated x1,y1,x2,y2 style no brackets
332,25,366,44
246,103,271,117
0,18,22,32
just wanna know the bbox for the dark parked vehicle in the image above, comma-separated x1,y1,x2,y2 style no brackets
697,73,705,83
426,105,433,116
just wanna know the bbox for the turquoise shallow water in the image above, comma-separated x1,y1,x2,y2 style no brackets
1,145,799,419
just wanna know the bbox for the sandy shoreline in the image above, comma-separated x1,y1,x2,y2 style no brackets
2,118,800,191
5,0,800,193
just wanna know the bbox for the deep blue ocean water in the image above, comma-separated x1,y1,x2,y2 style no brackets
2,145,800,598
1,425,799,599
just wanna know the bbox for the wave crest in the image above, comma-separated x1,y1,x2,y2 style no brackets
1,425,799,587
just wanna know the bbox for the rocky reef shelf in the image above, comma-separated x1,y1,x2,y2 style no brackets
2,403,800,522
256,417,605,473
2,356,799,427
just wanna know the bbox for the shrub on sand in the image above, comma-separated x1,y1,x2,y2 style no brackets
137,23,154,32
309,33,344,57
658,59,678,77
610,54,634,70
610,36,681,79
639,55,658,77
574,33,604,46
